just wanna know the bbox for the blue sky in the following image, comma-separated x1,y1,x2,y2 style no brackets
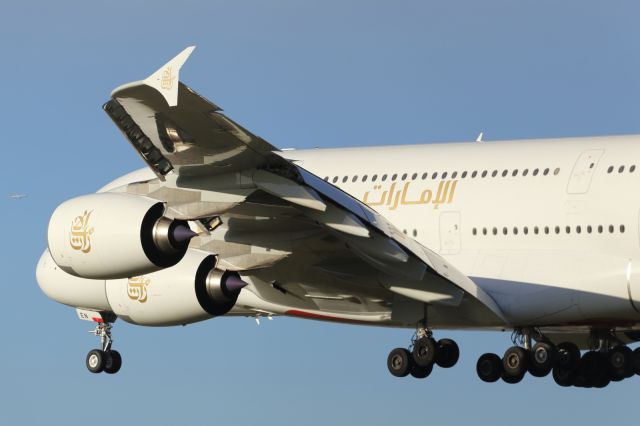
2,1,640,424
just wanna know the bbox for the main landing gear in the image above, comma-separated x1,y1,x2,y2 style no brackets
476,329,640,388
78,309,122,374
387,321,459,379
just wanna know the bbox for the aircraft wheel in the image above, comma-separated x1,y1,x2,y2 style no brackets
435,338,459,368
502,346,528,381
412,337,436,368
86,349,106,374
634,347,640,376
104,350,122,374
387,348,412,377
580,351,603,387
608,345,634,379
410,362,433,379
552,366,573,387
501,369,525,384
528,341,556,377
476,353,502,383
555,342,580,369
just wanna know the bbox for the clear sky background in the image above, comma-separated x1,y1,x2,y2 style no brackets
2,1,640,424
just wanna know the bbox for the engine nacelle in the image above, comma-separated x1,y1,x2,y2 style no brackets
37,248,248,327
47,193,196,279
107,250,247,326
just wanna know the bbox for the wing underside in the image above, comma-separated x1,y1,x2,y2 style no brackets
105,47,507,328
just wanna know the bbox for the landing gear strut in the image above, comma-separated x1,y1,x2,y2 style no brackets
386,318,459,380
86,321,122,374
77,309,122,374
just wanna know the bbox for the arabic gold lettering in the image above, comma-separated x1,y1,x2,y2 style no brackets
364,185,388,206
69,210,94,253
385,183,397,206
432,180,451,209
419,189,433,204
447,180,458,203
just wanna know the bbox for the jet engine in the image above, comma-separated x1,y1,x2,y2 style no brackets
106,250,247,326
47,193,196,279
36,249,248,326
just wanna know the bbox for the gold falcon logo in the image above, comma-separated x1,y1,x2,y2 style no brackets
160,66,176,90
69,210,94,253
127,276,151,303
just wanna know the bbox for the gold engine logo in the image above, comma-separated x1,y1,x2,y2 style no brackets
127,276,150,303
69,210,94,253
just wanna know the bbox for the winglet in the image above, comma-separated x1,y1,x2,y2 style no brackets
476,132,484,142
143,46,196,107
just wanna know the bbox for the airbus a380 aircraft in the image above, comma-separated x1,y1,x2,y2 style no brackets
37,47,640,388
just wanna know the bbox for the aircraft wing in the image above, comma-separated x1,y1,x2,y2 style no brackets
105,47,507,328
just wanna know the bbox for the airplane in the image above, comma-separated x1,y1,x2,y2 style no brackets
36,46,640,388
9,194,27,200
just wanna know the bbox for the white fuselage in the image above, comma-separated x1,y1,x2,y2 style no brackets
286,135,640,327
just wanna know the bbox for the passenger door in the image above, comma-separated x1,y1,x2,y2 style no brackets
439,211,461,255
566,149,604,194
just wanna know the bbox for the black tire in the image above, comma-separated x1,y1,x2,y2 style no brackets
387,348,412,377
502,346,528,380
104,350,122,374
634,347,640,376
410,362,433,379
608,345,634,379
555,342,580,369
552,366,573,387
501,369,525,384
528,341,556,377
86,349,106,374
580,351,603,387
412,337,436,368
435,339,460,369
476,353,502,383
